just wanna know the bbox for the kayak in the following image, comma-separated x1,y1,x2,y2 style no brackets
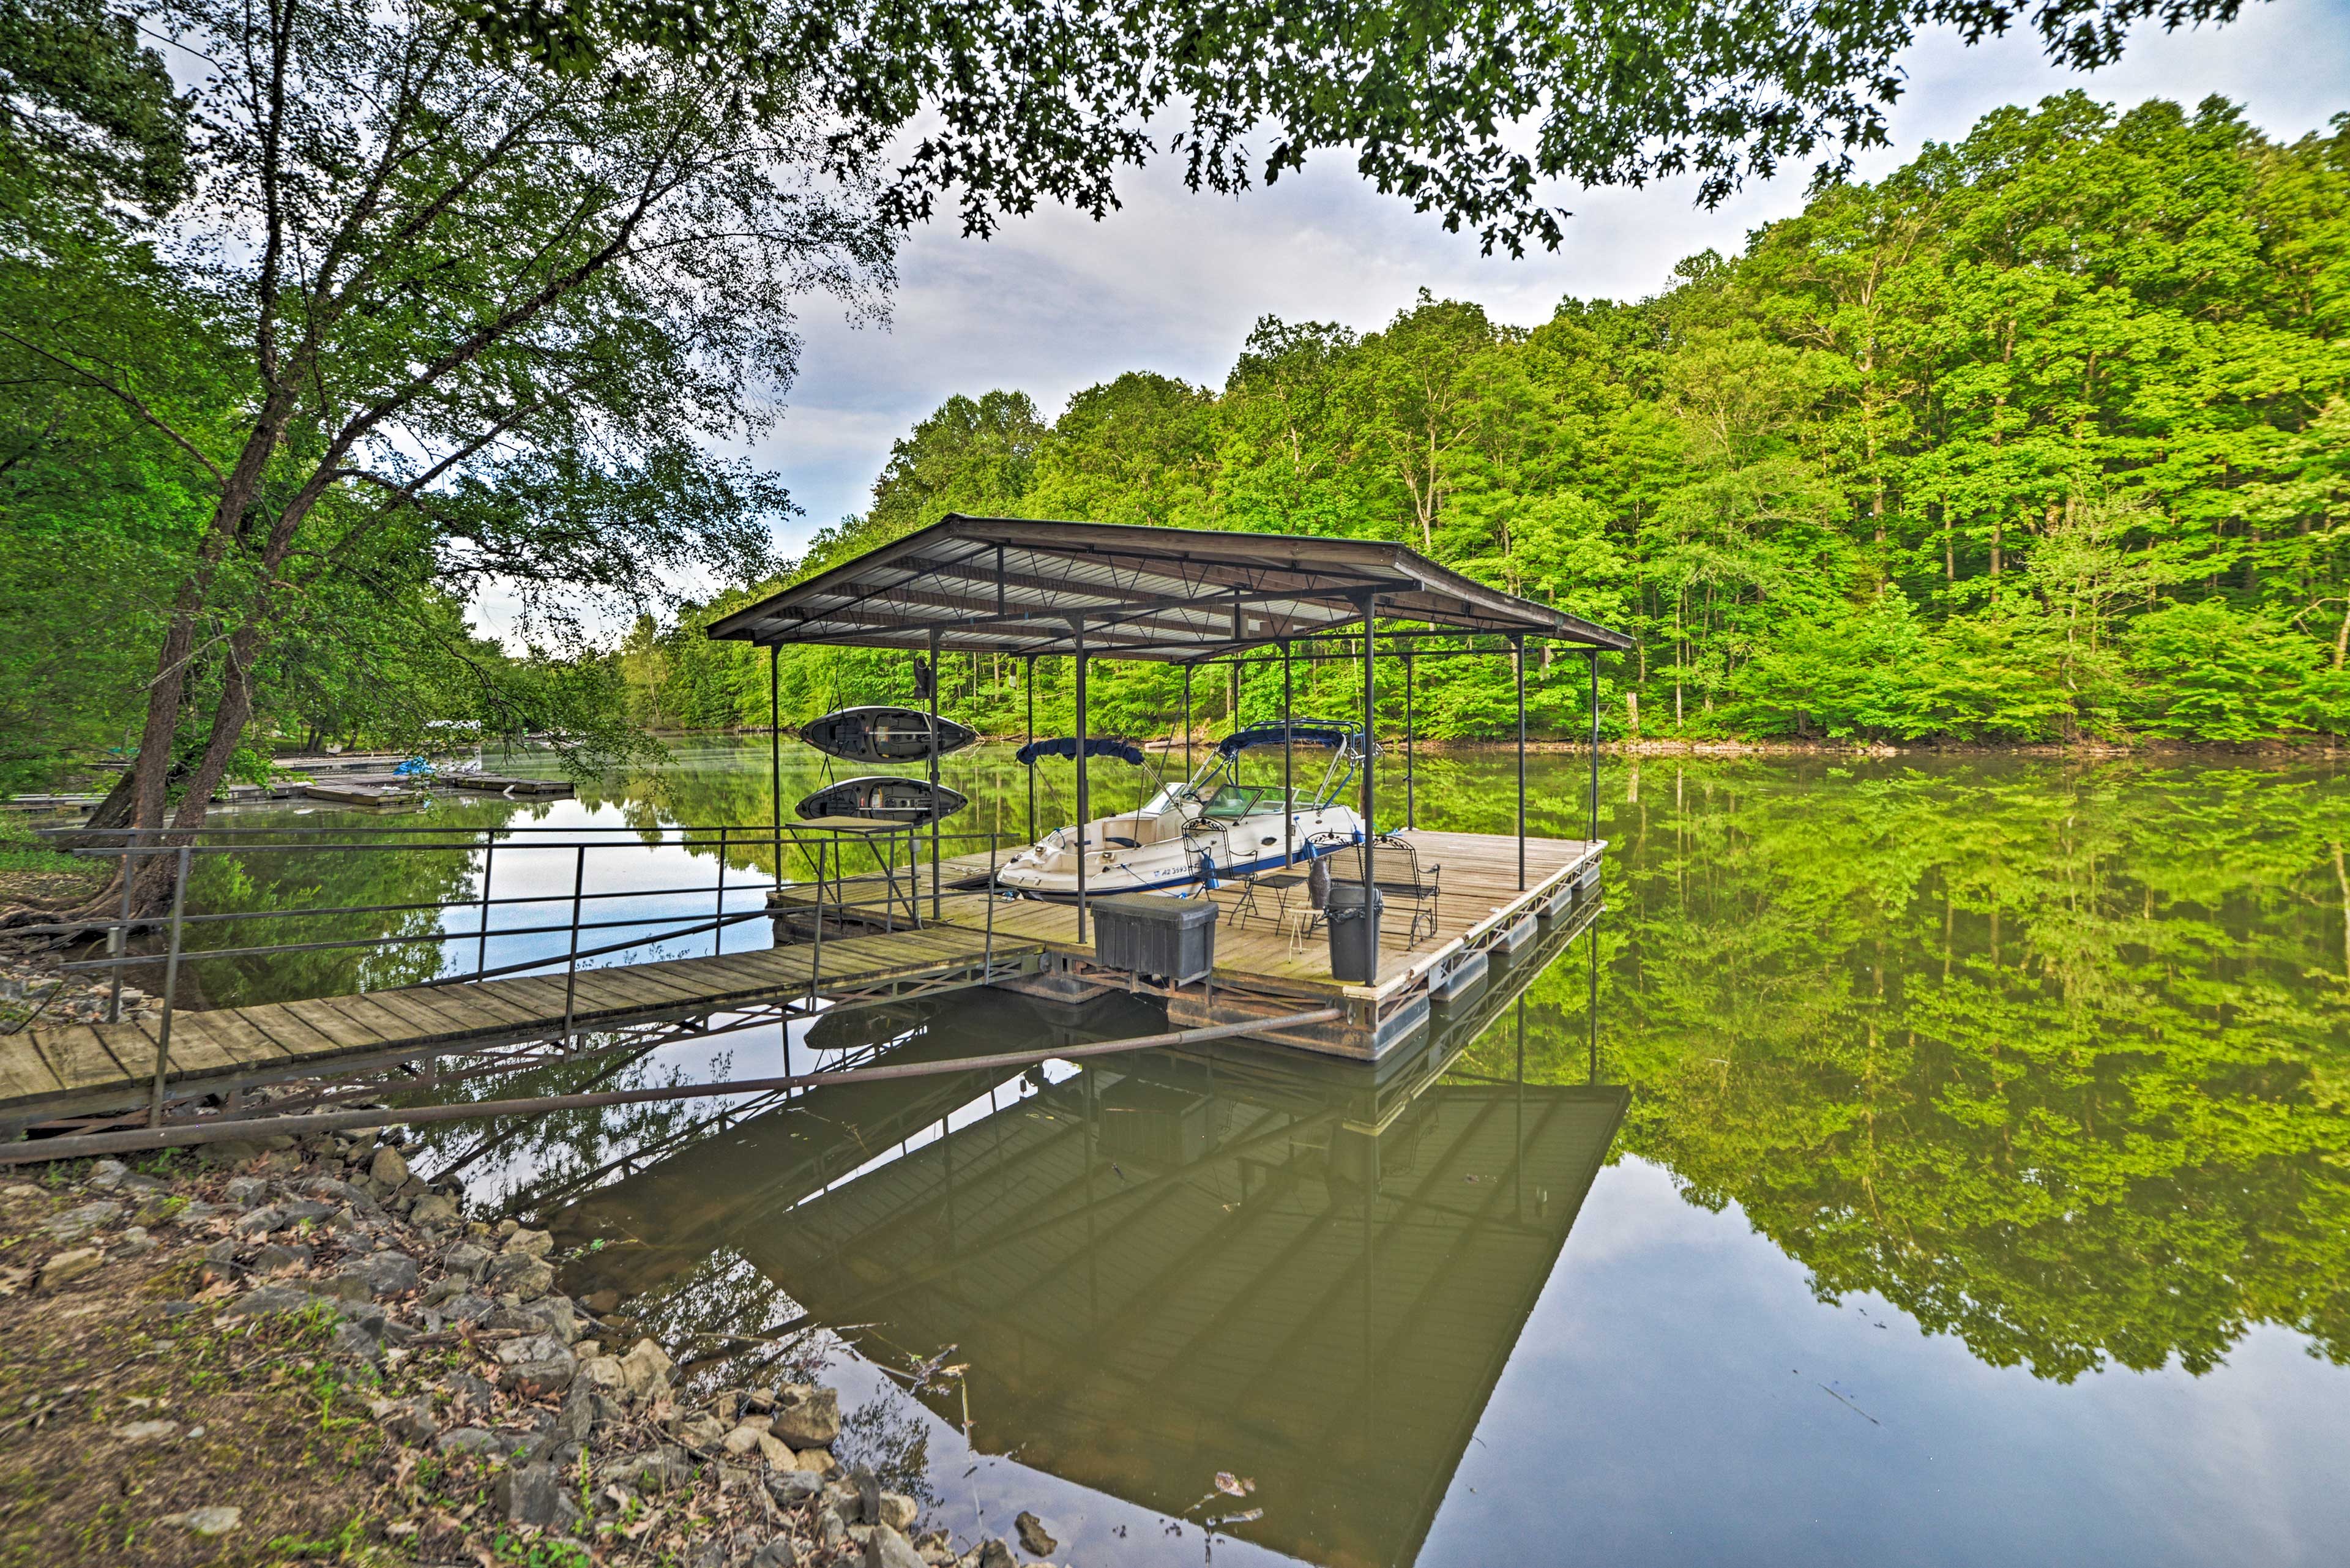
795,774,969,824
799,706,978,764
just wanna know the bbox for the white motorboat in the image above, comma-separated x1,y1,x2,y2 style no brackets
993,725,1368,899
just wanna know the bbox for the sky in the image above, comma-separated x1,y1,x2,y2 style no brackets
476,0,2350,638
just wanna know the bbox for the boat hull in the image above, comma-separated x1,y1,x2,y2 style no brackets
799,707,978,764
993,807,1363,899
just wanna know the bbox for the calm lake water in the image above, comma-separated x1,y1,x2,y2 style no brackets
181,741,2350,1567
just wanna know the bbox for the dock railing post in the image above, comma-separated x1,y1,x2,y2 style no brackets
149,842,189,1129
1024,654,1037,843
1073,614,1089,945
561,842,585,1047
1359,592,1376,906
927,625,942,922
1182,665,1192,778
769,644,782,894
714,825,727,957
1282,639,1294,867
476,832,494,979
1514,634,1527,892
1587,648,1601,843
108,829,136,1024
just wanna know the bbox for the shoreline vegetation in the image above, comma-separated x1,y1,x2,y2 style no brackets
0,1137,1061,1567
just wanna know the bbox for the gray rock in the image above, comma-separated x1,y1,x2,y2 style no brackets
332,1320,384,1364
372,1395,437,1444
409,1192,459,1228
672,1411,729,1450
232,1204,285,1236
597,1445,694,1494
222,1176,269,1207
766,1469,824,1506
160,1505,242,1536
442,1241,492,1279
971,1540,1017,1568
1014,1512,1056,1557
435,1426,504,1455
820,1512,849,1551
504,1226,556,1258
496,1461,581,1528
769,1386,841,1449
485,1251,554,1297
250,1242,311,1274
312,1270,372,1303
118,1225,158,1255
167,1200,222,1226
278,1199,336,1227
495,1330,573,1369
751,1534,800,1568
220,1284,316,1319
47,1200,121,1242
39,1247,102,1289
357,1250,418,1297
86,1159,129,1190
368,1146,410,1189
505,1357,576,1398
618,1337,676,1401
438,1370,495,1413
876,1492,918,1532
440,1293,496,1323
865,1526,925,1568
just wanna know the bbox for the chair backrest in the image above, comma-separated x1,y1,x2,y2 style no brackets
1321,838,1426,889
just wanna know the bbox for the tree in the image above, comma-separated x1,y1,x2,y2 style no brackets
12,0,890,908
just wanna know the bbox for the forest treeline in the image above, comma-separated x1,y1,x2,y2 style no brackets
626,93,2350,747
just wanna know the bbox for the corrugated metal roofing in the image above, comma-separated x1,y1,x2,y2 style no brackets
706,514,1635,659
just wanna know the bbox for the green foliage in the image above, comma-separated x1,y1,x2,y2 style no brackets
455,0,2256,257
627,92,2350,749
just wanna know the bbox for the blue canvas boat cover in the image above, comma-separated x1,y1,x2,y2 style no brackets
1215,723,1363,758
1016,736,1149,767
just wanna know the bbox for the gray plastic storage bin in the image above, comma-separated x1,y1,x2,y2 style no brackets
1091,892,1218,985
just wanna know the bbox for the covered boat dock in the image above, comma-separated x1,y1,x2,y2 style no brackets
712,516,1633,1057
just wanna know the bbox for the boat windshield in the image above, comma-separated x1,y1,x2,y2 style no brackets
1198,785,1285,821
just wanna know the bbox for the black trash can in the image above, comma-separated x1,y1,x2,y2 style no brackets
1326,880,1384,982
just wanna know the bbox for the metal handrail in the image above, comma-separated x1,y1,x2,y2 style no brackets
22,823,1037,1127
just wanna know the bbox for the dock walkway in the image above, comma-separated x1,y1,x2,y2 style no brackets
2,828,1599,1124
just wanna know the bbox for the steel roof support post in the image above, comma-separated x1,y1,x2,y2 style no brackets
1360,592,1376,905
1073,615,1089,944
927,626,942,922
1024,654,1037,843
769,644,782,891
1282,639,1294,867
1587,648,1602,844
1514,633,1526,892
1404,648,1416,831
1182,665,1193,777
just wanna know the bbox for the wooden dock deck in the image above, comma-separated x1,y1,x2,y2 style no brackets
1,828,1600,1124
0,922,1046,1126
779,827,1605,1058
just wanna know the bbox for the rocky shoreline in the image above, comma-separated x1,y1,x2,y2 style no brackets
0,1135,1066,1566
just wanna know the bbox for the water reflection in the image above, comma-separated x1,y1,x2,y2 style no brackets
546,913,1613,1568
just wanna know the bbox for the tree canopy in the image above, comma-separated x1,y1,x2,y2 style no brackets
632,92,2350,750
459,0,2266,256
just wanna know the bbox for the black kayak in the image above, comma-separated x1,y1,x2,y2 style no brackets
799,706,978,764
794,774,970,824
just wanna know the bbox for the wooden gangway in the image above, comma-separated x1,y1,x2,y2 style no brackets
0,922,1044,1126
1,828,1599,1124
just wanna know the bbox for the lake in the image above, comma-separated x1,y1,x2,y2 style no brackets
177,741,2350,1566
